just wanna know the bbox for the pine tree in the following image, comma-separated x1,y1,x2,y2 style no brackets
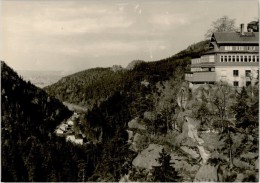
152,148,181,182
232,87,250,129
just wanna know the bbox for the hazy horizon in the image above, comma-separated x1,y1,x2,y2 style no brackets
1,0,258,72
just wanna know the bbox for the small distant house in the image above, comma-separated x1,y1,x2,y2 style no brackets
73,112,80,118
66,135,83,145
59,124,67,131
74,139,83,145
65,130,73,135
68,120,74,126
56,128,64,135
66,135,76,142
72,112,80,120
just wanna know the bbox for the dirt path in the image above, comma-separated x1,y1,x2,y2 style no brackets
186,117,210,164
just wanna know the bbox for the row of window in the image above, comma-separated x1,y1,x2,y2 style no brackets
191,55,214,64
233,81,252,87
191,58,201,64
191,67,215,72
225,46,256,51
233,70,252,77
220,55,259,62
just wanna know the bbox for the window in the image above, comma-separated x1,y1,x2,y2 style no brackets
228,55,231,62
248,46,255,51
246,81,251,86
253,56,255,62
220,55,223,62
249,56,251,62
233,70,239,77
209,55,214,62
257,56,259,62
236,55,239,62
224,56,227,62
225,46,232,51
241,55,244,62
236,46,244,51
244,55,248,62
233,81,239,87
245,70,251,77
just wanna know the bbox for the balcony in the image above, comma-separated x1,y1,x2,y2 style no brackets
191,55,215,65
185,72,216,83
200,62,216,67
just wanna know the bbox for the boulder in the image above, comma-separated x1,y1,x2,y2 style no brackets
126,130,134,143
194,164,218,182
180,146,200,159
131,133,142,151
128,117,146,130
132,144,163,170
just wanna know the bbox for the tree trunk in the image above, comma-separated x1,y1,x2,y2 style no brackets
228,127,233,168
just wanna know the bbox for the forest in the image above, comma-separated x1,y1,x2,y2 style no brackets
1,61,101,181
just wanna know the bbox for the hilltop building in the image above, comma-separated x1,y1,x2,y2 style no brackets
185,23,259,87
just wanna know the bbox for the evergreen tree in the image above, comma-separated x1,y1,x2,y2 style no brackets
232,87,250,130
152,148,181,182
195,92,211,127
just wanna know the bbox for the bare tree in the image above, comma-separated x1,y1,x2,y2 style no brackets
205,16,238,39
212,82,232,132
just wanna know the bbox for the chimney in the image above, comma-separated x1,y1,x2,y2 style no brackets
240,24,244,35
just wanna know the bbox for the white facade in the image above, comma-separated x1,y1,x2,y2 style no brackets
74,139,83,145
215,66,258,87
66,135,75,142
59,124,67,131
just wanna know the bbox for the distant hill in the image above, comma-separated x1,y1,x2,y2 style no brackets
45,67,127,108
45,40,209,109
17,70,72,88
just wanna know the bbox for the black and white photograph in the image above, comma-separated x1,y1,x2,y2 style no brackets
1,0,259,182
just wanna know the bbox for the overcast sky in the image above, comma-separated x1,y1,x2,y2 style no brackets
0,0,258,72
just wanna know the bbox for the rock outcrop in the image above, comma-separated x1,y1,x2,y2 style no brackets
194,164,219,182
132,144,163,169
128,117,146,130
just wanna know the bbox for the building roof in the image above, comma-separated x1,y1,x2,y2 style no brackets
212,32,259,44
203,50,259,55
